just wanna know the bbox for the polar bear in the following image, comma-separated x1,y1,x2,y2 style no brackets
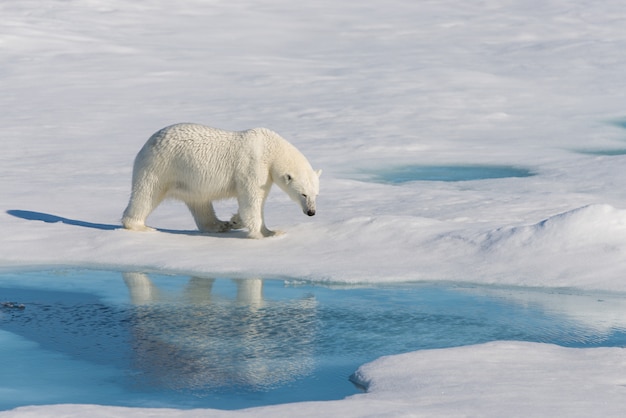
122,123,321,239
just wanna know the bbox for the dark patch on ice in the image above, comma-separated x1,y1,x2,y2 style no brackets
1,301,25,310
365,165,534,184
575,149,626,156
609,118,626,130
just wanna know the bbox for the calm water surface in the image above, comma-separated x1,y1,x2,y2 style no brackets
1,269,625,410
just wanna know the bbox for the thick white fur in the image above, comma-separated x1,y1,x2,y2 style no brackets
122,123,321,239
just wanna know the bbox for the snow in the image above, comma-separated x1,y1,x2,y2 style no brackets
2,0,626,415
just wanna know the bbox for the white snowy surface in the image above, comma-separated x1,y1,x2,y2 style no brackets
2,0,626,416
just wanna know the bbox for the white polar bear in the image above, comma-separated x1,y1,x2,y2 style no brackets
122,123,321,239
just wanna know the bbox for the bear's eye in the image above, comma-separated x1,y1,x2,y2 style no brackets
301,194,307,198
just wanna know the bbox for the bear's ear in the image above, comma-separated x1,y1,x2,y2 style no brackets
316,169,322,177
284,174,293,183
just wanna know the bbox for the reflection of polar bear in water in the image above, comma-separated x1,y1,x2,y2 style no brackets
122,124,321,238
122,272,316,391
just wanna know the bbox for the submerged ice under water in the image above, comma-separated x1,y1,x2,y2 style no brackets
1,269,626,411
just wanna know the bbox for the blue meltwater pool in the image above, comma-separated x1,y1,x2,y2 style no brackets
1,269,625,410
366,164,534,183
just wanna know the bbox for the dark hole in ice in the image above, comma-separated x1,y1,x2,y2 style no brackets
1,269,625,411
366,165,534,184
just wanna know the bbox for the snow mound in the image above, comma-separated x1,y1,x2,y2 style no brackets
350,341,626,417
482,204,626,252
469,204,626,287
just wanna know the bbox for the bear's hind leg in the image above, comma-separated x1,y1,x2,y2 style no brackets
122,188,163,231
186,201,232,233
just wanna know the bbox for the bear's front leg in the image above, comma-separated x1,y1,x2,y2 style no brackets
229,213,281,237
236,193,282,239
244,214,277,239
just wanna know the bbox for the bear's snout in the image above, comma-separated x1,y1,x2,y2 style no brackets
307,209,316,216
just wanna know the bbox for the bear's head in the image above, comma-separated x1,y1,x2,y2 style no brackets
275,168,321,217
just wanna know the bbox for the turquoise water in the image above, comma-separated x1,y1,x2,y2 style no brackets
366,165,534,183
1,269,625,410
576,148,626,156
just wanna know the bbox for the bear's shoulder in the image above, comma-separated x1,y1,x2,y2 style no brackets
242,127,277,138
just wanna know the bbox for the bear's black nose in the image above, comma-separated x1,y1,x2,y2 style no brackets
307,210,316,216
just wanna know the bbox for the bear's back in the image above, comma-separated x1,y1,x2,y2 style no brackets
134,123,279,186
148,123,240,152
138,123,257,167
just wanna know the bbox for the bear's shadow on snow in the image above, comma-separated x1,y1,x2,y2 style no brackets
7,210,121,230
6,210,246,238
